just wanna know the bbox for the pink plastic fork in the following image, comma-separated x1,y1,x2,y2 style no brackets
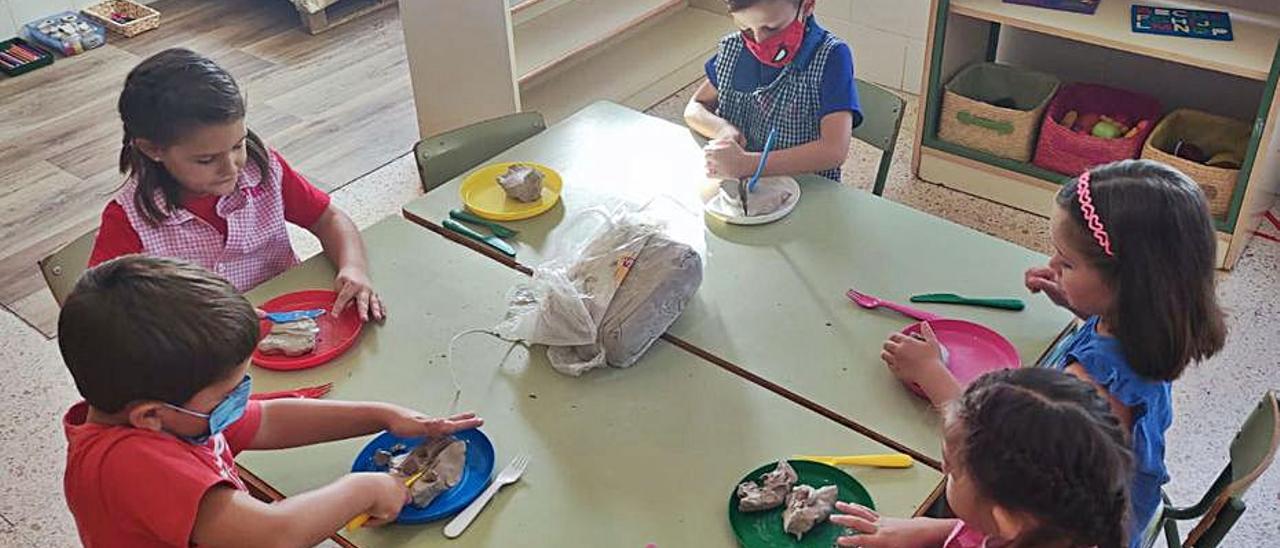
846,289,944,322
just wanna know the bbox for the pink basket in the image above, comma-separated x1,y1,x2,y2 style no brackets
1032,83,1163,176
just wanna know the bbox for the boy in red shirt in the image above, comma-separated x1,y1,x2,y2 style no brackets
59,255,483,547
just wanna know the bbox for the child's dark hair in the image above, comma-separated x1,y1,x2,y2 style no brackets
118,48,270,227
725,0,801,11
58,255,259,414
948,368,1133,548
1056,159,1226,381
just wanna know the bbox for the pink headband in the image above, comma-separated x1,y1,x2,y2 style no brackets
1076,172,1115,257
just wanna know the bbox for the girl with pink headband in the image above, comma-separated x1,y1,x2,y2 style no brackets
882,159,1226,547
1026,159,1228,546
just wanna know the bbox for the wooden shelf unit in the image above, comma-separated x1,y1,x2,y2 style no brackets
913,0,1280,269
951,0,1277,80
513,0,685,84
521,8,729,122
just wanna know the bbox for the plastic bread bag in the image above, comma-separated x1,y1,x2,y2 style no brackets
496,199,704,376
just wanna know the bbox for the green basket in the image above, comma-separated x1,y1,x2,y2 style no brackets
1141,109,1251,217
939,62,1060,162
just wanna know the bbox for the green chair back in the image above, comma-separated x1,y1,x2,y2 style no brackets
1144,391,1278,548
414,112,547,193
39,229,98,306
852,79,905,196
1227,391,1280,491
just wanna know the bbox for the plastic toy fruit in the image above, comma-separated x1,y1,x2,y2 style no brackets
1091,121,1123,139
1173,140,1208,163
1074,113,1101,134
1061,110,1079,128
1123,120,1149,139
1100,115,1130,128
1206,152,1242,169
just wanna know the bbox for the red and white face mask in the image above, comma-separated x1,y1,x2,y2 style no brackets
742,4,806,68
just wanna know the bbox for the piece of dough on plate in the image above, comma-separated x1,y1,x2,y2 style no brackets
498,164,544,203
782,484,839,539
736,460,798,512
716,179,796,217
391,437,469,508
257,318,319,356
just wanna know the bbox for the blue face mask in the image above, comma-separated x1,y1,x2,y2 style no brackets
164,375,252,444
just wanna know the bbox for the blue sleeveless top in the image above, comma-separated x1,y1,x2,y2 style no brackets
1054,316,1171,547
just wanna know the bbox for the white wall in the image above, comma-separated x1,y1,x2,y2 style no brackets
817,0,932,93
0,0,157,41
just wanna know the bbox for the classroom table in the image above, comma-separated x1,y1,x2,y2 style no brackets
236,216,944,547
401,101,1076,466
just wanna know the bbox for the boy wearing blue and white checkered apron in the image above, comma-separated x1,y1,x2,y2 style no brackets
686,0,861,182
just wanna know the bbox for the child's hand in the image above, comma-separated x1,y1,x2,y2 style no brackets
714,126,747,147
882,322,963,405
1024,266,1070,308
832,502,956,548
356,472,412,527
704,138,756,179
334,266,385,323
881,322,948,386
386,409,485,439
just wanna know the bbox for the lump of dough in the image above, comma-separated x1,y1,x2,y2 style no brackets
257,318,319,356
782,484,839,539
717,179,795,217
498,164,544,203
736,460,798,512
390,437,469,508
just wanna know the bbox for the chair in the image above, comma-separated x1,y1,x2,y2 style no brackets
413,112,547,193
853,79,905,196
39,229,98,306
1142,391,1279,548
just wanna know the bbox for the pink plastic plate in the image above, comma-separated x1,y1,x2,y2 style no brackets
901,319,1020,398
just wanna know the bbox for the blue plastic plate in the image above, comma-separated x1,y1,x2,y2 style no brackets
351,429,495,524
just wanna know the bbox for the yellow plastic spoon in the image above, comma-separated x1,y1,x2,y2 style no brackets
793,454,914,468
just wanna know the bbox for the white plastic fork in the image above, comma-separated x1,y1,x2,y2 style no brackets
443,453,530,538
846,288,943,322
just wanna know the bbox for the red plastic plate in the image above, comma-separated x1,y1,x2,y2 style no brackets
252,290,363,371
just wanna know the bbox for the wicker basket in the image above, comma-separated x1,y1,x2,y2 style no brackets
938,63,1060,162
1141,109,1251,217
1032,83,1163,177
82,0,160,38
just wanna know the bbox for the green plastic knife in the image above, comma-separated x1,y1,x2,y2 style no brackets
449,209,518,238
442,218,516,257
910,293,1025,311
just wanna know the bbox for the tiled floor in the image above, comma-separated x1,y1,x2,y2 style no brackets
2,84,1276,546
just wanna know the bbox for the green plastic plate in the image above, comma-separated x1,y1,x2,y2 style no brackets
728,460,875,547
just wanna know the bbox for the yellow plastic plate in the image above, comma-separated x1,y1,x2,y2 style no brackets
459,162,563,221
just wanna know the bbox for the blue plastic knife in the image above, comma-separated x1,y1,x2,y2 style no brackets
747,127,778,192
264,309,326,323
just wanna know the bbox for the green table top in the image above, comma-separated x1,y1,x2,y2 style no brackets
239,216,943,547
401,101,1075,465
